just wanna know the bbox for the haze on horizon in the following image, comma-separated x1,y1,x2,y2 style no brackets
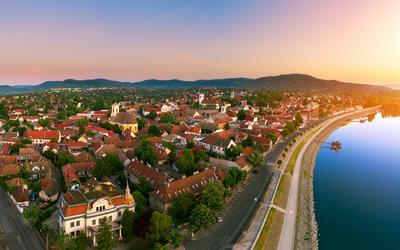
1,0,400,85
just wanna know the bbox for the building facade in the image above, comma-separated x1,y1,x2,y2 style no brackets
58,180,135,246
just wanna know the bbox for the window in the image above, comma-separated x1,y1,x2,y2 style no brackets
118,211,121,217
92,220,96,225
70,222,74,228
76,221,80,226
103,205,106,211
108,216,112,222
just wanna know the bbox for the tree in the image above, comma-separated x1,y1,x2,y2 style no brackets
237,109,247,120
186,141,195,149
39,118,51,128
148,125,161,137
225,145,242,160
54,232,69,250
93,98,105,111
134,140,157,166
0,102,8,119
247,151,263,168
97,218,115,250
137,117,145,130
94,154,122,178
147,111,157,120
295,112,304,125
285,121,297,134
169,192,196,222
42,150,56,162
170,231,183,247
241,136,254,147
201,181,225,211
132,190,148,215
177,149,199,176
73,232,90,250
194,149,208,163
121,209,136,240
10,142,25,154
189,204,215,233
160,113,177,124
21,138,32,144
77,118,88,135
223,168,247,189
265,132,277,144
54,152,73,168
24,205,42,227
149,212,173,244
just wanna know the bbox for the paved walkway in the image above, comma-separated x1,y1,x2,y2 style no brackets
271,205,286,214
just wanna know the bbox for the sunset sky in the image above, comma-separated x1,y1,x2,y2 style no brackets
1,0,400,85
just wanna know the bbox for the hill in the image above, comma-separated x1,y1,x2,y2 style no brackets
0,74,388,95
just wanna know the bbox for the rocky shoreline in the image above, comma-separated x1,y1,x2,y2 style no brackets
295,108,380,250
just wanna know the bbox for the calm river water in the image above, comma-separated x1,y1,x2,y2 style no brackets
314,113,400,250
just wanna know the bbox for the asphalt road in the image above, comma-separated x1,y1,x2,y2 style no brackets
0,188,45,250
184,132,301,250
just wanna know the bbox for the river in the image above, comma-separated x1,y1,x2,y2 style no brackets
314,113,400,250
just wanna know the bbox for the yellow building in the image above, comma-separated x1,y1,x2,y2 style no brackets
109,112,138,134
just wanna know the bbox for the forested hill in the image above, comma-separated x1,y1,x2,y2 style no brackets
0,74,388,94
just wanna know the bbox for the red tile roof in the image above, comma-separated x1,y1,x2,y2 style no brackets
150,167,224,204
26,130,60,140
126,160,167,188
0,164,20,176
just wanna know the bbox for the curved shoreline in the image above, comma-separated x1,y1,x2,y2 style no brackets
295,108,380,250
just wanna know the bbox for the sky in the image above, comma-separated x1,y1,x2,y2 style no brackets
1,0,400,85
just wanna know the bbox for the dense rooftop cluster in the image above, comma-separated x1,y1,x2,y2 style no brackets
0,87,362,248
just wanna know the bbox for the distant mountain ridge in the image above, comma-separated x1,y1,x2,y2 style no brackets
0,74,388,95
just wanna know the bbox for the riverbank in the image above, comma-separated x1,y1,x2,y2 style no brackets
295,107,381,250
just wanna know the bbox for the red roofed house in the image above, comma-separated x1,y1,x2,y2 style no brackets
39,177,59,202
0,164,20,176
62,164,81,190
58,180,135,245
9,187,29,212
125,159,168,188
26,130,61,145
149,167,224,212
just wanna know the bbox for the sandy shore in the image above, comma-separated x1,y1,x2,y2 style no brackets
295,108,380,250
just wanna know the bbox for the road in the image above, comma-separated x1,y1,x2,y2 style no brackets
184,132,300,250
0,188,45,250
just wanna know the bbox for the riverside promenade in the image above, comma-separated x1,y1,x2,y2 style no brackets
234,106,380,250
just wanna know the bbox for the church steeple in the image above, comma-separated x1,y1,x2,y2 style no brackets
124,180,135,206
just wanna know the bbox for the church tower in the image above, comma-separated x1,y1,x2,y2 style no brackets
111,103,119,117
199,93,204,104
124,183,135,206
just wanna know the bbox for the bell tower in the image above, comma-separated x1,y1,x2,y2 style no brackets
111,103,119,117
